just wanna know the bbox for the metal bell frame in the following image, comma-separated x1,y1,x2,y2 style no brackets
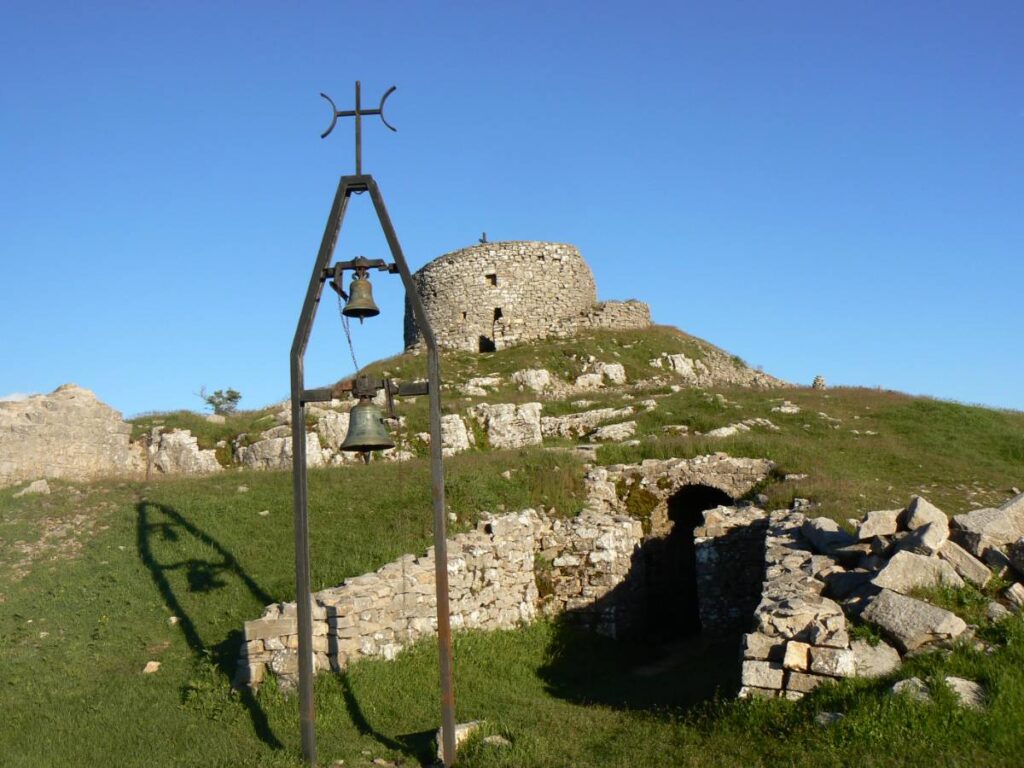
289,173,457,766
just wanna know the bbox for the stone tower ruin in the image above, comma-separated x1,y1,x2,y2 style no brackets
403,241,651,352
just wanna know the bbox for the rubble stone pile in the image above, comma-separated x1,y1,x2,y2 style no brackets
738,492,1024,699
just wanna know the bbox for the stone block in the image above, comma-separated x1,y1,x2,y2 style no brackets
782,641,811,671
786,671,827,693
871,550,963,594
802,517,857,556
951,506,1024,558
862,589,968,652
1004,582,1024,611
742,632,784,661
741,660,784,689
244,618,297,641
809,647,857,678
896,520,948,556
850,639,901,678
937,540,991,588
858,509,900,540
900,496,947,531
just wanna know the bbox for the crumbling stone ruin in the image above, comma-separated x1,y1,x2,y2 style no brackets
735,492,1024,700
237,454,774,688
237,445,1024,705
0,384,141,489
237,508,645,687
403,241,651,353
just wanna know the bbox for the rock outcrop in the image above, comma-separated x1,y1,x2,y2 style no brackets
468,402,542,449
149,429,222,475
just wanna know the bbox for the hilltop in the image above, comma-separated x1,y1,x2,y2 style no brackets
2,323,1024,768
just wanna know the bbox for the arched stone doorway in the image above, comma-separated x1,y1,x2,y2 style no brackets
645,483,733,639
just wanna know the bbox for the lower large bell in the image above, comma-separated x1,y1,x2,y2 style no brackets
342,275,380,320
340,401,395,452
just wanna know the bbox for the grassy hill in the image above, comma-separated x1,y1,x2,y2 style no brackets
2,327,1023,767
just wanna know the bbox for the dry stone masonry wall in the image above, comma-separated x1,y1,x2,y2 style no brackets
237,453,775,688
236,508,643,688
403,241,650,353
694,506,770,633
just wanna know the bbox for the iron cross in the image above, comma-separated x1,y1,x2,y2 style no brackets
320,81,397,175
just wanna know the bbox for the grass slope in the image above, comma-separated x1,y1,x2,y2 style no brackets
2,327,1023,766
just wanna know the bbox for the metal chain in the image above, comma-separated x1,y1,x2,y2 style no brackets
337,291,361,375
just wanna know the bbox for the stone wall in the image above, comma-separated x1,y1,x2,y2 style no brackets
694,505,769,633
576,300,652,331
237,508,643,688
0,384,141,488
403,241,650,352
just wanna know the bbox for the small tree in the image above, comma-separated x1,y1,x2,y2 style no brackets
197,386,242,415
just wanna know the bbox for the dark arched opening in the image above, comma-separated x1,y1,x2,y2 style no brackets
478,335,495,353
645,484,732,639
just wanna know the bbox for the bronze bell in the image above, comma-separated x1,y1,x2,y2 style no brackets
342,274,380,321
340,400,395,452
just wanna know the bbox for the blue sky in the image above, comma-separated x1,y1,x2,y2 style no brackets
1,2,1021,415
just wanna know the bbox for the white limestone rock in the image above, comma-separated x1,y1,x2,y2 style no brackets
892,677,931,702
0,383,140,488
1004,582,1024,612
801,517,857,556
593,362,626,385
900,496,948,531
237,432,326,470
850,638,901,678
440,414,474,456
511,368,553,393
771,401,801,414
540,406,634,439
937,540,991,588
574,373,605,390
436,721,482,761
316,411,350,451
590,421,636,442
468,403,543,450
871,551,964,594
13,479,51,497
951,503,1024,558
862,589,968,652
987,601,1012,621
895,521,949,557
858,509,900,540
151,429,222,474
944,676,985,710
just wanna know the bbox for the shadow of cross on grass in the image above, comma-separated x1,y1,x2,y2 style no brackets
135,499,283,750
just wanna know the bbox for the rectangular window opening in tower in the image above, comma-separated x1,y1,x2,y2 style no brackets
493,308,503,322
486,273,498,286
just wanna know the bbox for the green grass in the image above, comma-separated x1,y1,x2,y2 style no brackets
598,385,1024,520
